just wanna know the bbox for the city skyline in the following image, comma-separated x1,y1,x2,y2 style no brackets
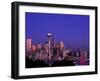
26,38,89,67
25,12,89,49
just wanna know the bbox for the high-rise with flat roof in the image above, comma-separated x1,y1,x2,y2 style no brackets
26,39,32,53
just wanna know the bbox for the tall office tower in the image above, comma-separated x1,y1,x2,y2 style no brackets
32,45,36,52
26,39,32,53
60,40,64,50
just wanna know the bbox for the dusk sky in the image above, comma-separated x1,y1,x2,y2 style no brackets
25,12,89,49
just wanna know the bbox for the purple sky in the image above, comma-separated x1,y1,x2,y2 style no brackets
25,12,89,49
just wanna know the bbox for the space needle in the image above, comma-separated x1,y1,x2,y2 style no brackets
46,33,52,66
